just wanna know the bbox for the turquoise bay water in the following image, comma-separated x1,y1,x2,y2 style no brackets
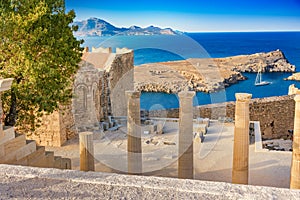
80,32,300,110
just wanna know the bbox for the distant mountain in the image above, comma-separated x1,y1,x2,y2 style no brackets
73,18,180,37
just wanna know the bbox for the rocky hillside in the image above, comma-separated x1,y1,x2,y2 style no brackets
285,73,300,81
135,50,295,93
73,18,179,37
215,49,295,72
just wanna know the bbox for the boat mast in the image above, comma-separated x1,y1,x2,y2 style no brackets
255,60,263,85
258,59,263,83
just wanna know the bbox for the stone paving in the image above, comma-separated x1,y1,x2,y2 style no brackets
46,119,293,188
1,164,300,199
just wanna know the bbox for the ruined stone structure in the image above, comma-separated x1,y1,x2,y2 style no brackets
149,95,295,140
73,61,101,132
198,95,295,139
232,93,251,184
126,91,142,175
74,47,134,132
28,47,134,146
178,91,195,179
290,95,300,189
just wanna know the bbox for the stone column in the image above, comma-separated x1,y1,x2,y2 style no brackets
79,132,95,171
290,95,300,189
178,91,195,179
232,93,252,184
126,91,142,175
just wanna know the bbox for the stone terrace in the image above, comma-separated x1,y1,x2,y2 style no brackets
0,164,299,199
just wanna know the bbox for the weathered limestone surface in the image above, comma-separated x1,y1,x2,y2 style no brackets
126,91,142,175
135,50,295,93
1,164,300,199
110,49,134,117
232,93,252,184
73,61,101,132
290,95,300,189
178,91,195,179
30,105,75,147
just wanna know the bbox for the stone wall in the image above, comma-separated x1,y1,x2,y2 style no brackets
200,95,295,139
73,61,101,132
30,105,75,147
99,71,111,121
150,95,295,139
109,49,134,117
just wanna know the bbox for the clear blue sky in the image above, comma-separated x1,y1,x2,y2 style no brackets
65,0,300,32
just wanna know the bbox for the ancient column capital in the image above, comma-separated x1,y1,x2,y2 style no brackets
294,95,300,102
125,91,141,99
178,91,196,99
235,93,252,102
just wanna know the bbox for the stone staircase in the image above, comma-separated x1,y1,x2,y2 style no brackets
0,126,71,169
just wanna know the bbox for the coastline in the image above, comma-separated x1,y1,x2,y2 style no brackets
135,50,295,93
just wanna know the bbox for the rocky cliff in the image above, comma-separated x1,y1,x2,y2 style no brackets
216,49,295,72
135,50,295,93
285,72,300,81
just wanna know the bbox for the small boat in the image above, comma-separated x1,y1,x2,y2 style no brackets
255,70,271,86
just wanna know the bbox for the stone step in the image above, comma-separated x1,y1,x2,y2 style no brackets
0,134,26,160
13,146,45,167
0,126,15,146
27,146,46,166
44,151,55,168
54,156,62,169
3,140,37,164
60,158,72,169
53,156,71,169
16,140,37,161
0,123,71,169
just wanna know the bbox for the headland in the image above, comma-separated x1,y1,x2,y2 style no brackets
135,50,295,93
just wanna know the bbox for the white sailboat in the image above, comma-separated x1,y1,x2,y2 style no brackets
255,69,271,86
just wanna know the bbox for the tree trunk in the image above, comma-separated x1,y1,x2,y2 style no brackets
5,91,17,127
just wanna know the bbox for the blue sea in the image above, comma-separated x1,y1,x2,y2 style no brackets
80,32,300,110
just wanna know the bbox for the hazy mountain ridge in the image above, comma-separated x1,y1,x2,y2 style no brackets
73,18,180,36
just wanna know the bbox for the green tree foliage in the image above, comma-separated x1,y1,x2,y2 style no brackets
0,0,83,131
